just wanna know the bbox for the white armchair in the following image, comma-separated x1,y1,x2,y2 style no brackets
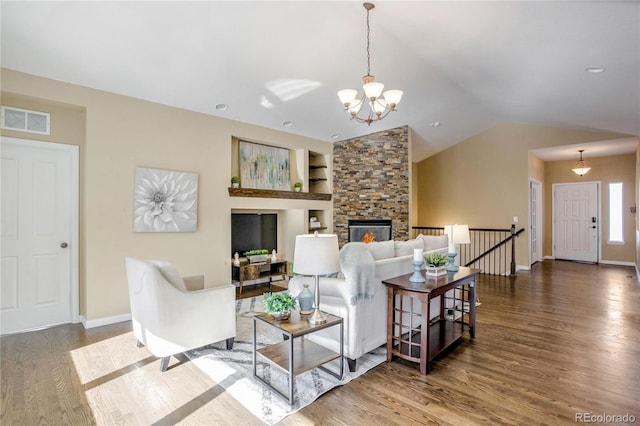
125,257,236,371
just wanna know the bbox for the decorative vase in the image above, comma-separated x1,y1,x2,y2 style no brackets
270,310,291,321
298,284,314,315
294,187,301,192
231,182,239,188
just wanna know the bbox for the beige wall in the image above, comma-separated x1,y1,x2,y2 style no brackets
415,122,634,268
1,69,332,322
543,154,636,262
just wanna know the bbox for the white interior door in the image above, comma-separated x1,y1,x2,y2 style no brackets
530,179,542,265
1,137,79,334
553,182,599,263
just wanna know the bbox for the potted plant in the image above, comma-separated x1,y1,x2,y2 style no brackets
424,252,449,276
231,176,240,188
263,291,297,320
244,248,269,263
293,181,302,192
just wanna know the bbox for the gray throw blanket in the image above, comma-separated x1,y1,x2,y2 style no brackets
339,242,376,306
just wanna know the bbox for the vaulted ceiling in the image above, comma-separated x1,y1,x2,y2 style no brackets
1,1,638,162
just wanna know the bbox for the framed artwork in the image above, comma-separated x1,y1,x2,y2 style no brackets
133,167,198,232
239,141,290,190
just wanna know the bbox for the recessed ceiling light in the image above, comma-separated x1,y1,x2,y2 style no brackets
215,103,229,111
430,121,441,127
585,67,606,74
282,120,293,127
330,134,340,139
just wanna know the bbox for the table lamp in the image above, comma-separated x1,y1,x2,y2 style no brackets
444,224,471,272
293,233,340,324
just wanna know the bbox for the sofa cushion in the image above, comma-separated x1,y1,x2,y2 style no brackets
417,234,449,252
367,240,395,260
150,260,187,291
394,239,423,257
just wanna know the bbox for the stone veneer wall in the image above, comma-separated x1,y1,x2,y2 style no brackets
333,125,409,245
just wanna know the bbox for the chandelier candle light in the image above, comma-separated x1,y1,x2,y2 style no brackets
337,2,403,125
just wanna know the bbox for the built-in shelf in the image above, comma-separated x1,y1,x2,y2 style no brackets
228,187,331,201
309,178,328,182
309,165,327,169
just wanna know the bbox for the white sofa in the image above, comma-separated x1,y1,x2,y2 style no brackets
288,234,448,372
125,257,236,371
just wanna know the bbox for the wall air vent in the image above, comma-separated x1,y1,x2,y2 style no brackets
1,106,50,135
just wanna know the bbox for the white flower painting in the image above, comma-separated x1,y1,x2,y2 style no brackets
133,167,198,232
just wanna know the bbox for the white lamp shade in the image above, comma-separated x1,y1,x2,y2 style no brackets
382,89,403,107
363,81,384,100
348,99,363,116
293,234,340,276
444,224,471,244
371,98,387,115
337,89,357,106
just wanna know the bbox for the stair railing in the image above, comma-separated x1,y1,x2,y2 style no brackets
412,225,525,275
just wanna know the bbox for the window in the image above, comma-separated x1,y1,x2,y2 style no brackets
608,182,623,244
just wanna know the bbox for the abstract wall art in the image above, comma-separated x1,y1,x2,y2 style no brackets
239,141,290,190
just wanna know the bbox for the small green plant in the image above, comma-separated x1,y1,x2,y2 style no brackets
263,291,297,314
243,249,269,256
231,176,240,184
294,181,302,188
424,252,449,267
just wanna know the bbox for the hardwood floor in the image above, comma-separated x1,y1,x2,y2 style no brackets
2,261,638,425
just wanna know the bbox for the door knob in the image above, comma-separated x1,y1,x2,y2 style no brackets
60,242,68,248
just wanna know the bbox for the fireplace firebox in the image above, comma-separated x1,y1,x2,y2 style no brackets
348,219,392,242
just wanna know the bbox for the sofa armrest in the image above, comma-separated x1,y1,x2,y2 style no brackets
182,275,204,291
289,276,354,301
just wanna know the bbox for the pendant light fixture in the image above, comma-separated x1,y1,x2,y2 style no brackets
572,150,591,176
337,2,403,125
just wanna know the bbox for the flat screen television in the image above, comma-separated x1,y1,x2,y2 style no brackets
231,213,277,257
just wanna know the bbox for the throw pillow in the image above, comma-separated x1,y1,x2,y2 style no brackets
150,260,188,291
368,240,395,260
418,234,449,252
394,239,423,257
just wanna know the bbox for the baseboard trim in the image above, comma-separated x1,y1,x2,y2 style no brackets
81,313,131,329
599,260,635,267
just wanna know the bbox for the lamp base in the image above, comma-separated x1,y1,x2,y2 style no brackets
308,274,327,324
308,308,327,324
445,252,459,272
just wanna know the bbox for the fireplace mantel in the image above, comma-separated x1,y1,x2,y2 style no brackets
228,187,331,201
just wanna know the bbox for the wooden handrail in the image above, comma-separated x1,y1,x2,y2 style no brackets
412,225,526,276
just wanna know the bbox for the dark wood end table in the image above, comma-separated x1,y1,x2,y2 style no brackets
382,266,480,374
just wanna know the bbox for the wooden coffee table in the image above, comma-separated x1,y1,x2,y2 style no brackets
252,311,343,405
382,266,480,374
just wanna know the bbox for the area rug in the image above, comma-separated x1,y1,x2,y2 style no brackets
186,296,386,425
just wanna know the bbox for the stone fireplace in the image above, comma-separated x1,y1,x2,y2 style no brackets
348,219,392,242
332,125,409,245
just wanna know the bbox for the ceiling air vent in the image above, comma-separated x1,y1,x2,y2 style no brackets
1,106,50,135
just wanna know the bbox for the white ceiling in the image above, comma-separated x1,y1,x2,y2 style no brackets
1,1,638,162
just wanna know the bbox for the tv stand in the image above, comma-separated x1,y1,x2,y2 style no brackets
232,259,289,294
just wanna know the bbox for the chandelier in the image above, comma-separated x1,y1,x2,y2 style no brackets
337,2,403,125
572,150,591,176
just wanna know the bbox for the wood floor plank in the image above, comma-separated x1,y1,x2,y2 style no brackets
1,260,638,425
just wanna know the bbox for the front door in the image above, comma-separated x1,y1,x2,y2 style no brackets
1,137,78,334
553,182,599,263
